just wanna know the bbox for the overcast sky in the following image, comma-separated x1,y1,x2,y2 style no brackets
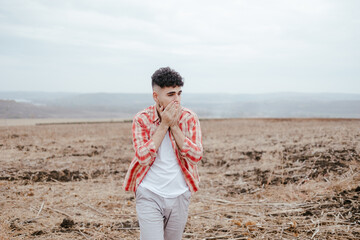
0,0,359,94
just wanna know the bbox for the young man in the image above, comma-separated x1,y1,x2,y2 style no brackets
123,67,203,240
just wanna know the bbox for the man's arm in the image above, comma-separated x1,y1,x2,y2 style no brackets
133,103,179,166
132,116,158,166
170,124,185,150
170,109,203,165
152,121,169,151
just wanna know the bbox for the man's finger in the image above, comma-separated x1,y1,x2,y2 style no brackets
164,101,175,111
168,102,178,115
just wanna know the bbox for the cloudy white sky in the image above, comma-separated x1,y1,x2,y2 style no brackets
0,0,359,94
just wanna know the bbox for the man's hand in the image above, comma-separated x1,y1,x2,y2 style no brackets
160,101,181,128
173,102,182,126
165,102,185,150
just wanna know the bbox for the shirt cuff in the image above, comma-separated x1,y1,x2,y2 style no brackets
145,139,157,157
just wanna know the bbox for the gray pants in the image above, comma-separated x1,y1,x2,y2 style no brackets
135,185,191,240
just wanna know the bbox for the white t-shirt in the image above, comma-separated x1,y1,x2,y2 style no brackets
140,130,189,198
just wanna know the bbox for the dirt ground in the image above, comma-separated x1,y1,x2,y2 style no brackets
0,118,359,239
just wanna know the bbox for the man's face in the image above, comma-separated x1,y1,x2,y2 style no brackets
153,86,182,109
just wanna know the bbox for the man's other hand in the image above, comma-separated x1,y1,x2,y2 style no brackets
160,101,181,128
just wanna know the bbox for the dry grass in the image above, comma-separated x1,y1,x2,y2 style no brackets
0,219,11,240
0,118,359,239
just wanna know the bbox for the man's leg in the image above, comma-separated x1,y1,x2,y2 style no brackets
136,186,165,240
163,191,191,240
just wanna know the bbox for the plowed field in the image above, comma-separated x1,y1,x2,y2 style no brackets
1,119,359,239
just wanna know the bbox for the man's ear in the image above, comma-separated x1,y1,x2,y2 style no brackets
153,91,159,105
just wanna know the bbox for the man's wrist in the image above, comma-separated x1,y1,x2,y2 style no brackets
159,121,170,130
170,124,180,132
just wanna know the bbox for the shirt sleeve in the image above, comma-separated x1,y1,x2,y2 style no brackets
179,114,203,165
132,115,157,166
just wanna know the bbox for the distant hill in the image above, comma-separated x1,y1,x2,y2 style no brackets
0,91,359,118
0,99,99,119
0,100,52,118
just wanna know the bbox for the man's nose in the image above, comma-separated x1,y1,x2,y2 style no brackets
174,94,180,102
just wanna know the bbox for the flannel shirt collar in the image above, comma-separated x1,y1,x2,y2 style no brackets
152,104,161,124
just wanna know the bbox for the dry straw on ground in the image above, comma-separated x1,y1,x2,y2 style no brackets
0,118,359,239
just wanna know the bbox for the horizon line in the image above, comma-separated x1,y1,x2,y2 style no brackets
1,90,360,95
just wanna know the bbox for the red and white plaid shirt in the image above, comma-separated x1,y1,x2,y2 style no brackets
123,104,203,193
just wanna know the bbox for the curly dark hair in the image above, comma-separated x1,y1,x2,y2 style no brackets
151,67,184,88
